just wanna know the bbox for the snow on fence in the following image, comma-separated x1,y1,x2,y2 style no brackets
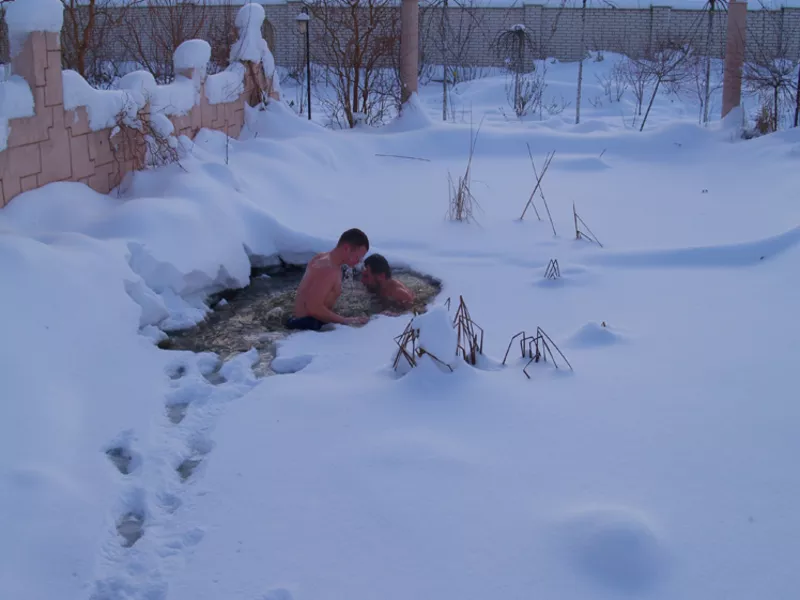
0,2,280,208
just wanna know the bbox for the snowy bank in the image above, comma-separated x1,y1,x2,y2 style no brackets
0,106,345,600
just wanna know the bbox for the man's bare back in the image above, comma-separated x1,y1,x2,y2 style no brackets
293,252,342,318
286,228,370,330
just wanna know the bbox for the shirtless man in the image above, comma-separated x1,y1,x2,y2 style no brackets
360,253,415,312
286,228,371,331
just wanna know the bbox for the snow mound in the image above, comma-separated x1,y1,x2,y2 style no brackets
717,105,746,142
117,71,158,107
229,3,279,96
230,3,268,63
6,0,63,49
206,63,246,105
555,506,667,594
410,306,458,371
384,92,433,132
241,101,326,140
174,39,211,77
567,321,624,348
271,354,314,374
0,75,35,151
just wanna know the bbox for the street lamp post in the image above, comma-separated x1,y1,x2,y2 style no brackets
295,8,312,120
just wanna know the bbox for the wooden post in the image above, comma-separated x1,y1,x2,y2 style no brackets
722,0,747,119
400,0,419,104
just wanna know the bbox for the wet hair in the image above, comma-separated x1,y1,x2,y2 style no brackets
364,253,391,278
337,228,369,251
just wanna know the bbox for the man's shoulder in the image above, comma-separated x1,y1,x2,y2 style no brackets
306,258,338,283
389,279,412,292
307,254,333,272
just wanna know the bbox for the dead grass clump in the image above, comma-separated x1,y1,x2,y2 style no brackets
447,117,484,223
573,202,603,247
502,328,573,379
452,296,484,365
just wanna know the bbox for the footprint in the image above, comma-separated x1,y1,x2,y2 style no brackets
177,434,213,481
158,491,182,514
105,446,134,475
166,402,189,425
197,353,224,385
117,511,145,548
167,364,188,380
202,368,226,386
177,457,203,482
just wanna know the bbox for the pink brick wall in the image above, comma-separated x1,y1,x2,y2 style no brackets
0,31,277,208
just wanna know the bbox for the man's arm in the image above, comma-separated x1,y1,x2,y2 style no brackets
305,270,359,325
387,283,414,310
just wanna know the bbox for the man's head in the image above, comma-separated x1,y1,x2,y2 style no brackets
336,228,369,267
361,253,391,291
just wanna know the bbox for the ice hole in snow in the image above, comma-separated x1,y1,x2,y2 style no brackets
158,259,442,377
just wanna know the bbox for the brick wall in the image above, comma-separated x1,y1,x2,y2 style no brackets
3,4,795,76
6,2,792,72
0,20,279,208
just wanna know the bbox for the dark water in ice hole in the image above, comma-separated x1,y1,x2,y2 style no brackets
158,263,442,379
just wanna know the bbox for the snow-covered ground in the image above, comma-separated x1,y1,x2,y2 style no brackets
1,61,799,600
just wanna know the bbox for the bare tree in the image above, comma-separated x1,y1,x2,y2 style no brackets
633,41,694,131
205,0,238,75
0,2,11,65
574,0,617,125
744,1,800,130
493,24,543,118
61,0,140,86
686,50,723,124
620,55,654,120
696,0,724,125
418,0,489,121
308,0,400,129
595,57,629,105
120,0,210,83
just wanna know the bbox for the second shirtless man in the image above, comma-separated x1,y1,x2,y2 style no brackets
286,228,371,331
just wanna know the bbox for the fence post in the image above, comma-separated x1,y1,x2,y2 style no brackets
400,0,419,103
722,0,747,119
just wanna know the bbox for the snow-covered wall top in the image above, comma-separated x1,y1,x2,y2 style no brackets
231,4,269,63
174,39,213,82
0,76,35,152
55,3,279,135
63,70,144,131
5,0,64,56
5,0,64,34
0,2,281,208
